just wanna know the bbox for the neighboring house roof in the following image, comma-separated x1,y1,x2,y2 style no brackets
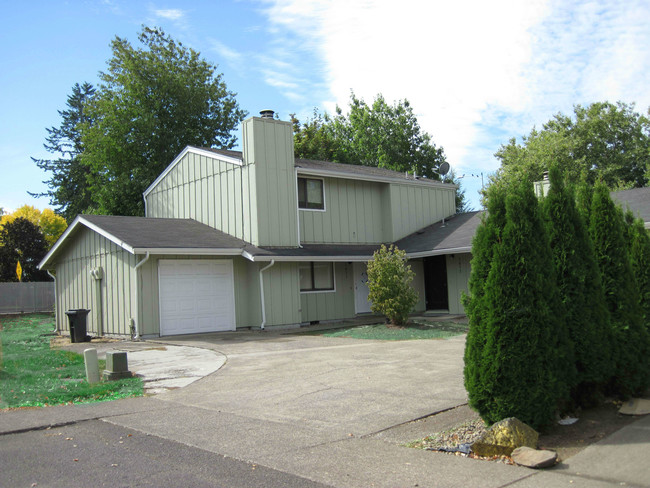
611,187,650,228
40,215,251,268
144,146,455,198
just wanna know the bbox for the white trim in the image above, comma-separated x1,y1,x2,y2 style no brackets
132,247,243,255
79,217,136,253
143,146,243,199
297,176,326,212
405,247,472,259
245,254,375,262
299,261,337,294
297,167,458,189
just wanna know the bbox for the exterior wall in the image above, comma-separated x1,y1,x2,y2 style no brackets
138,255,262,336
244,117,299,247
387,183,456,241
446,253,472,314
54,228,136,336
300,178,386,244
300,262,355,322
410,260,427,312
261,261,302,326
145,151,257,244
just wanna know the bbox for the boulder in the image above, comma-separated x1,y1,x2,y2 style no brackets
511,446,558,468
471,417,538,457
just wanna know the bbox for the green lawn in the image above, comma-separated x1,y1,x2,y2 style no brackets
310,320,469,341
0,314,142,409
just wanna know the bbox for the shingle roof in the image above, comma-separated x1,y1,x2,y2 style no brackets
80,215,250,250
611,187,650,224
395,211,482,255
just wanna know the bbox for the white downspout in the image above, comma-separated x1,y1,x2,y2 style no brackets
132,252,150,340
259,260,275,330
47,270,57,334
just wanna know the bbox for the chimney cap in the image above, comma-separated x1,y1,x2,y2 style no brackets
260,109,275,119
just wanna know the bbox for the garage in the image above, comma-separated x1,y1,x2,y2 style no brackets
158,259,236,335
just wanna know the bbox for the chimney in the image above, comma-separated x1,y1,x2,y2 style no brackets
260,109,275,119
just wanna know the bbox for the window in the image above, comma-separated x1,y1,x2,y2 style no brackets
299,262,334,292
298,177,324,210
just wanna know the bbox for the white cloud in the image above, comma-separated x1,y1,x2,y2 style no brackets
210,40,243,65
153,8,185,21
260,0,650,208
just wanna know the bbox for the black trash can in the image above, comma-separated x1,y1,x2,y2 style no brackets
65,309,91,343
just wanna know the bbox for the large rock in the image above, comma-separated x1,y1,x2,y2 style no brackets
471,417,538,457
511,446,558,468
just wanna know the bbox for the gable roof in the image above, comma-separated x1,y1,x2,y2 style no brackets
611,187,650,227
40,215,251,268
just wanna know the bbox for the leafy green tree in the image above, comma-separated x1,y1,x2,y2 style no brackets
0,218,50,282
541,166,612,404
468,179,572,429
81,27,247,216
0,205,67,247
463,182,507,417
496,102,650,189
589,184,650,396
625,212,650,331
292,94,469,212
31,82,96,222
366,244,418,326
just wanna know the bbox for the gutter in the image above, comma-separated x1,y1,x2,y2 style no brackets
132,252,150,340
258,260,275,330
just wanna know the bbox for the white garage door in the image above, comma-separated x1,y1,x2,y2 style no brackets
158,260,236,335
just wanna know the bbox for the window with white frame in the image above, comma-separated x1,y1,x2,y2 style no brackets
299,262,334,292
298,177,324,210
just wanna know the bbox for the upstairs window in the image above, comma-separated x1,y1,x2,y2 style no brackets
299,262,334,292
298,177,324,210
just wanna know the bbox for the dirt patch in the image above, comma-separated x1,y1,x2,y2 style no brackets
50,335,121,348
408,399,643,463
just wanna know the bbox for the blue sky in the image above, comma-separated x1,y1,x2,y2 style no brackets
2,0,649,214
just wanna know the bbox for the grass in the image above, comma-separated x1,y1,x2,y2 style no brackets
310,320,469,341
0,313,143,409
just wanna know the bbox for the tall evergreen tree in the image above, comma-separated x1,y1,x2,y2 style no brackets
467,179,573,428
463,182,507,417
589,184,650,396
625,212,650,332
31,82,96,222
541,166,612,404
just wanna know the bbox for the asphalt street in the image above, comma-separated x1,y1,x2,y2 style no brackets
0,419,331,488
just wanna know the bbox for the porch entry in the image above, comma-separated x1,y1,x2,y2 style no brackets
423,255,449,311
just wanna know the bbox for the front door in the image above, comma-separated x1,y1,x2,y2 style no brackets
423,255,449,310
353,262,372,314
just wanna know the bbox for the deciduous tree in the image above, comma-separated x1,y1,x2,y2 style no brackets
0,218,50,282
0,205,67,247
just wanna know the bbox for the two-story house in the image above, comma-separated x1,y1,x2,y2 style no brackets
39,113,481,338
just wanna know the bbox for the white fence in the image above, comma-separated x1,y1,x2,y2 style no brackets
0,282,55,314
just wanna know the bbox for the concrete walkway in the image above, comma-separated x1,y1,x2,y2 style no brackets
2,326,649,487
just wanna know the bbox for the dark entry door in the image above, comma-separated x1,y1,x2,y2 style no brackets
423,255,449,310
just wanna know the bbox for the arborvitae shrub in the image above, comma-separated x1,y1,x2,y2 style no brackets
541,166,612,405
626,212,650,332
589,184,650,397
467,179,572,429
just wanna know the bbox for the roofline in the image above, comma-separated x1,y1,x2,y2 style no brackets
143,146,243,198
133,247,243,255
242,246,472,262
406,246,472,258
296,167,458,189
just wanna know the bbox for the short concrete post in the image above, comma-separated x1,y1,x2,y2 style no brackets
83,348,100,384
103,351,132,380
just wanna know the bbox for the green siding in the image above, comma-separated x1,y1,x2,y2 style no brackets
300,263,355,322
410,260,427,312
389,183,456,241
446,253,471,314
261,262,302,326
300,178,386,244
54,228,136,336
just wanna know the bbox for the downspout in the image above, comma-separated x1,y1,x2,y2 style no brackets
47,270,57,334
132,252,150,340
259,260,275,330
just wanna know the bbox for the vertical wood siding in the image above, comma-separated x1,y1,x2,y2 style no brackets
388,184,456,241
410,260,427,312
446,253,471,314
261,262,301,326
300,263,355,322
299,178,386,244
54,228,136,336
